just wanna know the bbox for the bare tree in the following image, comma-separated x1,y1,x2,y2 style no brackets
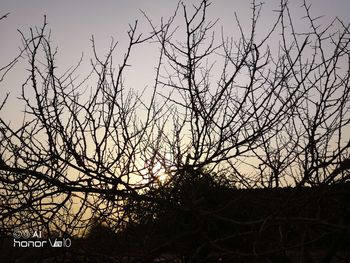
138,0,350,190
0,0,350,262
133,1,350,261
0,15,169,236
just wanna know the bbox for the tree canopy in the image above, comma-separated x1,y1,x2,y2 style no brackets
1,0,350,262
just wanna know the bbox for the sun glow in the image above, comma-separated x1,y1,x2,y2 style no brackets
140,159,169,185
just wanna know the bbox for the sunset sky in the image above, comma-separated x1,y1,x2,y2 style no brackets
1,0,350,122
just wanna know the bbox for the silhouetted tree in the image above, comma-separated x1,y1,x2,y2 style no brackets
1,1,350,262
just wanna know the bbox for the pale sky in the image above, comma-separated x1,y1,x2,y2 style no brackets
1,0,350,122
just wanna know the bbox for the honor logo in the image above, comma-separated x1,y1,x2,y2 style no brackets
13,229,71,248
13,239,47,248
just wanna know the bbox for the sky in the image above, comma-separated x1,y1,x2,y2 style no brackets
1,0,350,122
